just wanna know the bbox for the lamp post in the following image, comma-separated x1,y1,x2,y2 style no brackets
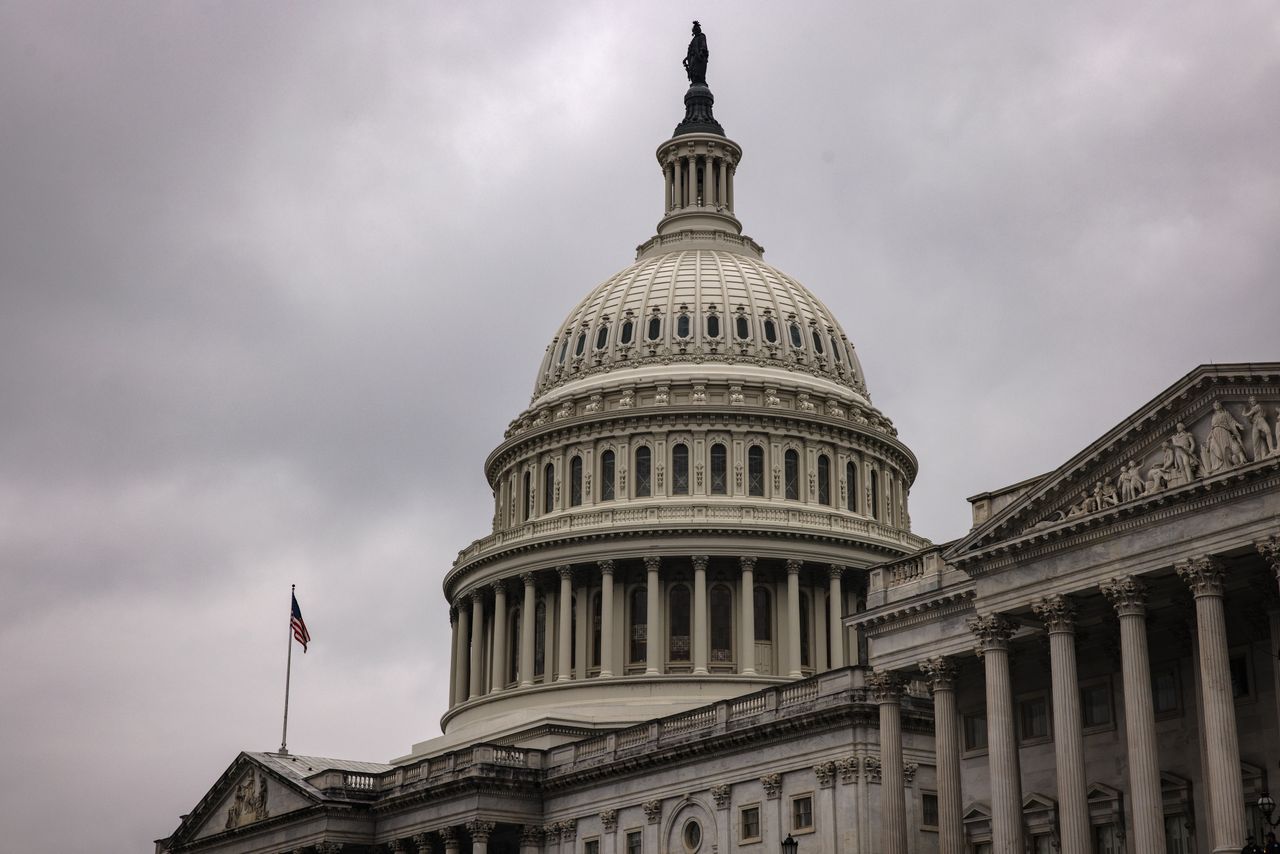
780,834,798,854
1258,791,1279,828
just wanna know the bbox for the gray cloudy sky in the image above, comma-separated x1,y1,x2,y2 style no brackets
1,2,1277,851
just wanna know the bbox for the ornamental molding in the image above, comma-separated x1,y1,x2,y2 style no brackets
466,820,495,842
1176,555,1226,597
224,769,269,830
710,783,731,808
903,762,919,784
1031,594,1077,633
966,614,1017,657
599,808,618,831
642,799,663,823
866,671,904,703
918,657,957,693
814,761,836,789
1100,575,1148,616
835,756,859,784
760,773,783,799
863,756,882,783
851,588,976,633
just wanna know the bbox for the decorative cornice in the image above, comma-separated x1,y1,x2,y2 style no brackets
1031,594,1077,633
851,588,976,632
1176,554,1225,597
1100,575,1148,616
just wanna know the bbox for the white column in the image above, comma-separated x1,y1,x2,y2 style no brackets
1177,557,1246,854
692,555,709,675
664,162,674,212
828,565,845,669
467,820,494,854
726,163,734,211
599,560,615,677
448,607,460,706
1032,595,1089,854
556,565,573,682
542,580,556,682
452,605,468,706
645,556,662,674
786,559,803,677
740,556,757,675
921,658,963,854
489,582,507,693
718,157,727,207
674,158,683,208
968,614,1023,854
469,590,485,699
520,573,536,687
870,672,907,854
702,154,712,206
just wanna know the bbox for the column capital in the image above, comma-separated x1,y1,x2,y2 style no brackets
1176,555,1225,597
1257,535,1280,573
436,825,457,842
598,559,615,576
557,564,574,581
643,555,662,572
1101,574,1148,616
760,773,783,799
520,825,542,844
1031,594,1077,633
691,554,709,572
919,656,958,693
466,820,495,842
557,819,577,841
966,614,1016,656
785,558,803,575
740,555,757,571
449,606,458,625
867,670,904,703
828,564,846,580
599,808,618,831
469,588,486,606
490,579,508,596
520,571,536,587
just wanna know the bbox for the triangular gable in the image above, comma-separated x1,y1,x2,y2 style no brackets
163,752,320,847
946,363,1280,565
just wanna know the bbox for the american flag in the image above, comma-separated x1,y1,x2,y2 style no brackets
290,593,311,653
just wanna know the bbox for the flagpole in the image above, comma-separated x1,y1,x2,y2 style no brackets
279,584,294,756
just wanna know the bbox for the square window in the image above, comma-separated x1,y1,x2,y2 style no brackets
740,805,761,841
1230,652,1252,699
791,794,814,832
585,840,599,854
626,830,642,854
921,792,939,829
963,711,988,752
1018,695,1050,742
1080,681,1113,729
1152,667,1180,716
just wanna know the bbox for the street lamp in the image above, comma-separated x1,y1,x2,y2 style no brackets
780,834,799,854
1258,791,1279,828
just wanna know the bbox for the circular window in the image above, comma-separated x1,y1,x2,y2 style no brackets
682,819,702,851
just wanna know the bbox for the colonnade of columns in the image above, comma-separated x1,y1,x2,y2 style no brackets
871,552,1249,854
664,150,735,213
447,557,856,707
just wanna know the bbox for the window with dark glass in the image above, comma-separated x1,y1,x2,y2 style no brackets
673,443,690,494
763,317,778,344
963,711,988,751
647,315,661,341
575,330,587,356
522,471,532,521
543,462,555,513
630,586,647,663
600,450,615,501
584,840,599,854
534,600,546,677
626,831,642,854
508,608,520,684
870,468,880,519
799,591,811,667
791,795,813,831
921,793,939,828
789,322,803,348
1152,668,1179,715
669,584,691,661
754,586,772,641
676,312,691,338
620,318,634,344
706,313,720,338
1230,652,1251,698
710,584,733,662
845,461,857,511
817,454,831,505
811,328,825,354
1019,695,1050,741
830,335,842,362
784,449,799,500
595,324,609,350
748,446,765,496
635,446,652,497
1080,682,1112,728
570,456,583,506
740,806,761,840
735,315,750,340
710,443,728,495
591,592,602,668
558,335,570,364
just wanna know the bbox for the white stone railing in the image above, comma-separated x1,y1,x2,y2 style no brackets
886,555,925,588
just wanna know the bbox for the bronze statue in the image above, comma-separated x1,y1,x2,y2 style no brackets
684,21,709,86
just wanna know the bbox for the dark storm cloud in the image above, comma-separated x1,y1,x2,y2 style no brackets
0,2,1277,852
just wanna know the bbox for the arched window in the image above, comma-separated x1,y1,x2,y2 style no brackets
811,328,825,355
709,443,728,495
669,584,691,662
522,471,532,521
594,324,609,350
574,330,587,357
630,586,647,664
570,456,583,506
784,450,799,500
635,446,652,497
735,314,750,340
754,586,772,641
800,591,812,667
646,315,661,341
543,462,555,513
789,322,803,349
508,607,521,685
817,454,831,505
870,468,880,520
845,461,857,512
620,318,634,345
600,450,615,501
830,335,842,363
591,592,602,669
558,335,570,364
748,446,765,496
706,313,721,338
534,599,546,678
672,443,690,495
763,317,778,344
710,584,733,663
676,312,691,339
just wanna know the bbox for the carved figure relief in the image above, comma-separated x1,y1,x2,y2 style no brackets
654,385,670,406
584,394,603,414
729,385,745,405
691,385,707,404
797,392,816,413
764,388,781,408
224,770,269,829
556,400,575,420
1244,396,1277,460
1204,401,1248,474
618,388,635,409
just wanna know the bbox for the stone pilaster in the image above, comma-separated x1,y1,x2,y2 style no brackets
599,560,615,677
692,555,709,674
967,614,1023,854
1177,556,1245,854
786,559,803,677
556,566,573,682
644,556,662,674
1031,595,1089,854
520,573,537,687
920,657,963,854
828,565,845,668
869,671,907,854
740,556,757,675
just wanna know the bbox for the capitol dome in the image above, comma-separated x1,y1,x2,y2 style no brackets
424,63,926,756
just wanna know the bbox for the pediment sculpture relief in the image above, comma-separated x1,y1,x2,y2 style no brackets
1032,397,1279,531
224,769,269,830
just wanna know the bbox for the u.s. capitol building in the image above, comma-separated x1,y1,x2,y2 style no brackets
159,25,1280,854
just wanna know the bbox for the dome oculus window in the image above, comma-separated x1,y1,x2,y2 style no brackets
789,322,803,349
682,819,703,851
763,317,778,344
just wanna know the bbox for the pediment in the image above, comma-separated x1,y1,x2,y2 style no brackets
167,753,318,846
947,363,1280,565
